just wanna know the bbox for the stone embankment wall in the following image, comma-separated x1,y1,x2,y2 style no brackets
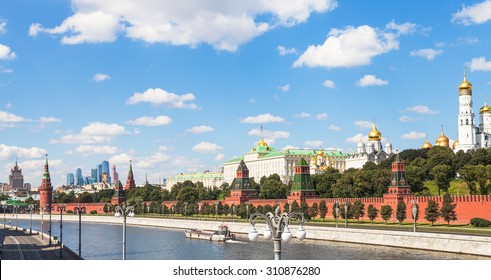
17,214,491,257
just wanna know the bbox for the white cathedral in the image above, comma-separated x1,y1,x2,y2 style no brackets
453,70,491,152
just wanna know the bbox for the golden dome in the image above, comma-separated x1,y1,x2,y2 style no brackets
316,149,324,156
257,138,268,147
368,123,382,141
458,69,472,95
480,102,491,114
435,128,449,147
422,140,433,149
452,140,460,150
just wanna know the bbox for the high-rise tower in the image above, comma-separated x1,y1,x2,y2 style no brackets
112,164,119,186
9,160,24,189
457,68,477,152
39,155,53,210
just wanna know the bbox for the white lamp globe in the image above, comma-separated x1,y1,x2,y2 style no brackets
248,227,259,242
115,212,121,218
263,226,272,240
281,226,293,243
296,225,306,241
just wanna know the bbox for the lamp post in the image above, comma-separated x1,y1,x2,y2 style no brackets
184,202,188,219
334,201,339,228
141,202,145,217
2,204,6,229
344,201,348,227
28,205,35,235
40,206,44,240
172,204,175,219
248,207,306,260
214,203,218,220
115,203,135,260
410,199,418,233
198,203,202,220
74,205,86,258
232,203,236,222
13,205,19,231
245,202,250,221
47,205,52,246
57,205,66,258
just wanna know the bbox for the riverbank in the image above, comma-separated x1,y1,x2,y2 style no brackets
12,213,491,257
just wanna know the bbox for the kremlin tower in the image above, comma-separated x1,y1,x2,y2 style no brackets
124,161,136,190
39,154,53,210
225,160,257,204
288,157,317,202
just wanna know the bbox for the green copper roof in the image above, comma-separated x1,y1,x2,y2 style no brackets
224,149,348,163
172,172,224,180
296,157,309,166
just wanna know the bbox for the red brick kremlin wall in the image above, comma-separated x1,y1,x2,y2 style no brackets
50,203,107,214
160,194,491,224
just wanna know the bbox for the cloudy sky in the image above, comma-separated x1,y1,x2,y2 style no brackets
1,0,490,187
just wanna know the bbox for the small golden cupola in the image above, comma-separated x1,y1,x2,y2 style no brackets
422,134,433,149
435,126,450,147
452,139,460,150
257,138,268,147
458,68,472,96
368,123,382,141
480,101,491,114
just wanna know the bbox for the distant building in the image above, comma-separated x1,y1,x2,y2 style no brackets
167,171,224,189
91,168,98,183
76,168,83,186
102,160,111,184
9,161,24,190
112,164,119,186
66,173,74,186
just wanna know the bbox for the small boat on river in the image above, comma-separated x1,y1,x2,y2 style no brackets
184,225,236,242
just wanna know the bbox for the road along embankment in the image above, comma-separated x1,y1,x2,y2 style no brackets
17,214,491,257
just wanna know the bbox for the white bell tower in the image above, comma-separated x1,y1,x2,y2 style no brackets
457,68,476,152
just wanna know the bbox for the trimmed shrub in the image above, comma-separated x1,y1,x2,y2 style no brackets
90,210,98,215
66,210,73,214
470,218,491,227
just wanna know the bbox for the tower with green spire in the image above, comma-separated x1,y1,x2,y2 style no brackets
124,160,136,190
225,160,257,204
383,152,412,203
288,157,317,202
39,154,53,209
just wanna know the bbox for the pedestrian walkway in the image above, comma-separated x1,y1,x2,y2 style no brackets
0,227,81,260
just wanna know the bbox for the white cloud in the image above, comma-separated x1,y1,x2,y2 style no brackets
50,134,111,145
354,120,373,129
356,75,388,87
304,140,323,148
215,153,225,161
70,145,119,156
192,142,224,153
294,24,400,68
469,57,491,71
134,152,170,169
385,20,416,35
249,98,258,103
158,146,168,152
405,105,439,114
452,0,491,25
0,111,24,123
278,84,290,92
127,116,172,126
247,128,290,139
5,103,12,109
294,112,311,118
323,80,335,88
346,133,366,143
399,115,414,122
410,48,443,61
186,125,214,134
38,117,62,123
0,19,6,34
109,153,133,165
81,122,129,136
277,45,298,56
241,113,284,123
127,88,198,109
282,145,299,150
0,44,16,60
29,0,338,51
328,124,340,131
401,131,426,140
316,113,328,120
93,73,111,82
0,144,47,160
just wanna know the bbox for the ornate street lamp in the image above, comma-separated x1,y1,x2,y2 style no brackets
184,202,188,219
334,201,340,228
232,203,236,223
74,205,86,258
115,203,135,260
47,205,52,246
40,206,44,240
13,205,19,231
344,201,348,227
28,205,35,235
214,202,218,220
410,199,418,233
1,204,7,229
248,207,306,260
57,205,66,258
245,202,250,220
172,204,175,219
198,203,202,220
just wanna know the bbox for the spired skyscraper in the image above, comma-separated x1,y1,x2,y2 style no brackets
9,160,24,189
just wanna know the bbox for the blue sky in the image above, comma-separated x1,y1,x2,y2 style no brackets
1,0,491,187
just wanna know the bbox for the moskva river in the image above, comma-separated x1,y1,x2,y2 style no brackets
4,219,488,260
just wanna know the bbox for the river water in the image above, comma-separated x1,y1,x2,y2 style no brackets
3,218,489,260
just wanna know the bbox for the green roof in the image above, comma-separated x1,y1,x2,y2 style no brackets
172,172,224,180
225,149,348,163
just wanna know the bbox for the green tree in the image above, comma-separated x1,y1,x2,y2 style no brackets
367,204,378,223
396,200,407,224
291,200,300,213
430,164,453,195
381,205,393,224
351,200,365,222
319,200,328,222
283,202,290,213
459,165,478,194
259,175,289,199
474,164,489,195
300,201,310,220
308,202,319,220
441,194,457,225
312,168,342,197
424,200,440,226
